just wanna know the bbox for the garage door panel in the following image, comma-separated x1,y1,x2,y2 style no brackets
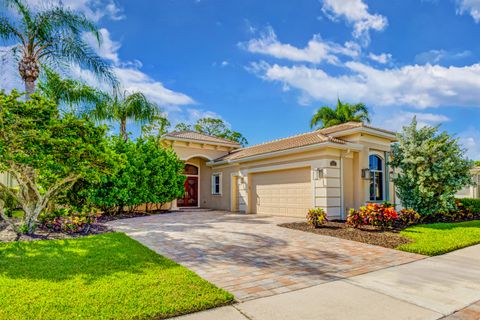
251,168,312,217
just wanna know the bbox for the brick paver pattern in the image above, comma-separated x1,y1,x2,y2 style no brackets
108,210,424,301
443,301,480,320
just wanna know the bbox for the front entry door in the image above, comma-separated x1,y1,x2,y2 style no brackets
178,176,198,207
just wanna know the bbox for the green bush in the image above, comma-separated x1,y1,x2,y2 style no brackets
64,137,186,214
457,198,480,214
391,118,473,215
397,209,421,227
38,208,101,234
306,208,328,228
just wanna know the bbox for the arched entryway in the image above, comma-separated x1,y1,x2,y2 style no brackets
177,163,199,207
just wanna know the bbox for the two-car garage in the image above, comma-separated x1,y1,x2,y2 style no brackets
249,167,312,218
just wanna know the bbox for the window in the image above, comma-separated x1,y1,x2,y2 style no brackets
369,155,384,201
212,173,222,195
183,164,198,175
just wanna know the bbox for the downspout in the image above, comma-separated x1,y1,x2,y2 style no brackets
340,156,344,219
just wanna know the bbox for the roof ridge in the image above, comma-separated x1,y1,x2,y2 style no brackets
164,130,240,145
232,130,328,152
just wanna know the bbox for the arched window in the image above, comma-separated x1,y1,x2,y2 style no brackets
369,155,384,201
183,164,199,175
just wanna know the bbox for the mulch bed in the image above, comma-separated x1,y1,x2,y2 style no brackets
0,223,112,243
279,221,412,249
98,210,173,222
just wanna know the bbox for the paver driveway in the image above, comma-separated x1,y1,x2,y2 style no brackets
108,210,423,301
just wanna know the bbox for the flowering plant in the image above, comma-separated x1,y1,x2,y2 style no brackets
39,208,101,234
306,208,328,228
347,203,399,229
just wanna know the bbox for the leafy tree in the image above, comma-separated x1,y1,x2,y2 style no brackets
141,114,171,141
0,91,115,235
475,160,480,167
0,0,115,94
391,117,473,215
310,99,370,129
176,117,248,146
71,137,185,214
174,122,192,131
91,91,158,141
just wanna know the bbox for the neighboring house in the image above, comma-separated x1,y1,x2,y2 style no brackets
456,167,480,199
0,172,15,188
162,122,397,220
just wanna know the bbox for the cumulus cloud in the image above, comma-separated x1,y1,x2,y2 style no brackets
459,127,480,160
368,52,391,64
322,0,387,44
456,0,480,22
25,0,125,22
240,27,360,64
414,49,472,64
374,110,450,132
249,61,480,109
84,28,121,65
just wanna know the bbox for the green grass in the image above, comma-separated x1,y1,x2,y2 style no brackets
397,220,480,256
0,232,233,320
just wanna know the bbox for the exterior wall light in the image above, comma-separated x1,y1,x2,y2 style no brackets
361,168,371,180
313,168,325,180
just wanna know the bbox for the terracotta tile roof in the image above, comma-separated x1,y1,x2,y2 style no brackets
215,122,396,162
317,121,396,136
215,131,347,161
163,131,241,146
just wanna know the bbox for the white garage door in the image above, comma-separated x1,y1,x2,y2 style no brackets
251,167,312,217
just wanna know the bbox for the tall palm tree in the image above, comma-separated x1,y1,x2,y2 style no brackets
310,99,371,129
0,0,116,95
92,91,158,141
38,67,108,114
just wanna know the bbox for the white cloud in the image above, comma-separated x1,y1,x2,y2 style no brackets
240,27,360,64
23,0,124,21
459,127,480,160
84,28,121,65
456,0,480,22
368,52,391,64
322,0,387,44
250,61,480,109
374,110,450,132
414,49,472,64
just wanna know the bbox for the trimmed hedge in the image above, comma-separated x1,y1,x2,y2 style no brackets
457,198,480,214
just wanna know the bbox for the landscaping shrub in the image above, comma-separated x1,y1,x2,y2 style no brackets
39,208,101,234
306,208,328,228
456,198,480,214
391,117,473,216
397,209,421,227
347,203,398,229
64,137,185,214
346,208,365,228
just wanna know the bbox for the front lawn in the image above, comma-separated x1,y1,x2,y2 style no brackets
397,220,480,256
0,232,233,320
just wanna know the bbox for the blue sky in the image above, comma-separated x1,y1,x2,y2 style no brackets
2,0,480,159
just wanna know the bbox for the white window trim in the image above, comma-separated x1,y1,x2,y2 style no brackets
369,153,386,202
211,172,222,195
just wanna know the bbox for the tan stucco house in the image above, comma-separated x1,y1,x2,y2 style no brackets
456,167,480,199
161,122,398,220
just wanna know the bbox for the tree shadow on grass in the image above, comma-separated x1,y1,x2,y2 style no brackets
0,232,179,283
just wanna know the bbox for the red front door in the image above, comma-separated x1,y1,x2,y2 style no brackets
178,176,198,207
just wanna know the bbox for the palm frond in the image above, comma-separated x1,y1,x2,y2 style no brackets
56,36,117,87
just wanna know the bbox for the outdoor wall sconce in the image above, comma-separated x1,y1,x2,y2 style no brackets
361,168,371,180
313,168,325,180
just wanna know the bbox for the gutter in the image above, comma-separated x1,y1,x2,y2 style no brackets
162,136,240,148
207,141,363,166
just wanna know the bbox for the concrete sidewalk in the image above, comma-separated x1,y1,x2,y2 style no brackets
175,244,480,320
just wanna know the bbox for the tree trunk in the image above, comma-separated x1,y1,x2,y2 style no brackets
19,55,40,96
120,118,128,141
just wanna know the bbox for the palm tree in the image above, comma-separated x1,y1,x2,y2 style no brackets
92,91,158,141
0,0,116,95
310,99,371,129
38,68,108,114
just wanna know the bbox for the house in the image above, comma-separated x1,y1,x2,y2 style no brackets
456,167,480,199
161,122,397,219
